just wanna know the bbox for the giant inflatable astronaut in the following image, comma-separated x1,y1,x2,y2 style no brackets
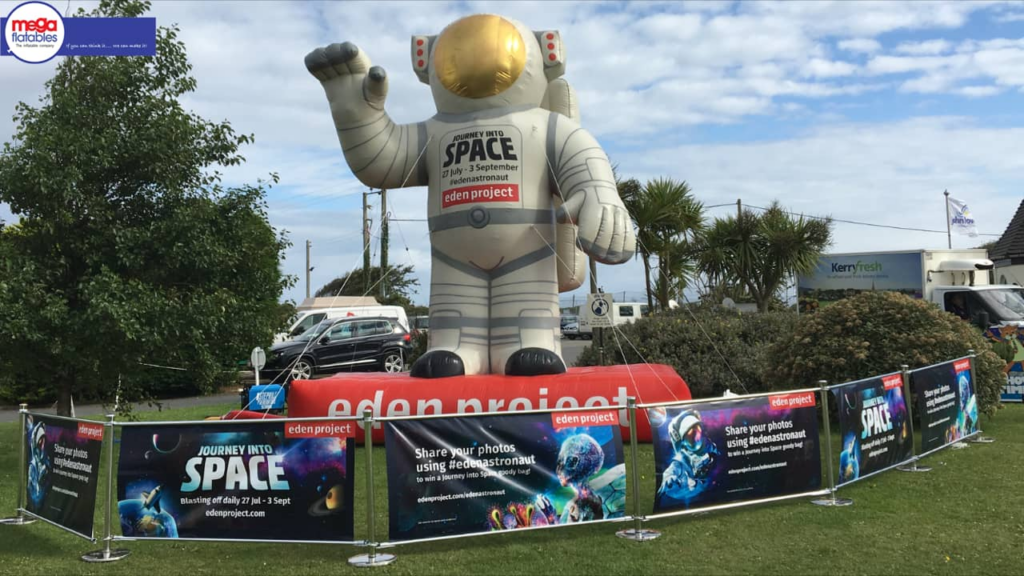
306,14,636,378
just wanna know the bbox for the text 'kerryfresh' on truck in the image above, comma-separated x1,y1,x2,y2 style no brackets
798,249,1024,402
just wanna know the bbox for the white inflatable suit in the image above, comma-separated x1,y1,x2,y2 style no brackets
306,14,636,378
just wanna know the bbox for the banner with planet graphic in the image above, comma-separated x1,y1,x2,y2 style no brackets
384,409,626,541
116,419,356,541
834,374,913,485
912,358,979,453
649,393,821,514
22,414,104,538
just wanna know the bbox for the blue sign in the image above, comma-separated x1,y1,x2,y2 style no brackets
2,15,155,59
249,385,286,410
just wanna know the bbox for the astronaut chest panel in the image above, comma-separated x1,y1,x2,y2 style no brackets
437,124,528,212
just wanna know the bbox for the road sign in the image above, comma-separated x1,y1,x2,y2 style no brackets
587,292,613,328
250,347,266,371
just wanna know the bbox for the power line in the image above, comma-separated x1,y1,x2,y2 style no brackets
744,203,1002,237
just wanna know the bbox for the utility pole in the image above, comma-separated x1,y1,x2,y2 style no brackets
305,240,311,299
737,198,742,219
363,191,372,293
380,188,388,300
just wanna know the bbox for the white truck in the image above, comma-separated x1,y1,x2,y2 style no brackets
798,249,1024,401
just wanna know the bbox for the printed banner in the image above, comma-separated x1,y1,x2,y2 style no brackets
288,364,690,443
834,374,913,484
385,410,626,541
649,393,821,513
797,251,923,313
117,420,355,541
912,359,979,452
23,415,104,537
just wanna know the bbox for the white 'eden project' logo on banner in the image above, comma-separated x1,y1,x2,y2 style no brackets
4,1,65,63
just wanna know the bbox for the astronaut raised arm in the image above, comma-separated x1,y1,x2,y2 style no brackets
305,42,428,190
550,118,636,265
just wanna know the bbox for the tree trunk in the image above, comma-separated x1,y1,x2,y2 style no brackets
658,251,670,310
642,256,654,311
57,372,73,416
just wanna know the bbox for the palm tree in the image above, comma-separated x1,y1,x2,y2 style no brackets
697,201,832,312
621,178,704,311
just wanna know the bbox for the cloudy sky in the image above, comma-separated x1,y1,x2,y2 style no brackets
2,0,1022,306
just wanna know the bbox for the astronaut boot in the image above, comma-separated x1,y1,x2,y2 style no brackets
410,350,466,379
504,348,566,377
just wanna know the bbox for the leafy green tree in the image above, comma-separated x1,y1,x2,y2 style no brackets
621,178,704,311
315,265,420,309
697,202,832,312
0,0,292,413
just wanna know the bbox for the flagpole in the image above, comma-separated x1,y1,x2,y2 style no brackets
944,189,951,249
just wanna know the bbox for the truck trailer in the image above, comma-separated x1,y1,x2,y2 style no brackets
797,249,1024,402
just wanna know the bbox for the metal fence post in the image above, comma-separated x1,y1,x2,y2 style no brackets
82,414,130,562
966,349,995,443
348,409,396,567
811,381,853,507
616,397,660,541
0,404,36,526
898,364,932,473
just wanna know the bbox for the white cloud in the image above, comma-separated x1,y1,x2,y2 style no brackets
802,58,858,78
894,39,953,55
957,85,1003,97
838,38,882,53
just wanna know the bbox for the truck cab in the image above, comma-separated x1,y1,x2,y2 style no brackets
926,258,1024,328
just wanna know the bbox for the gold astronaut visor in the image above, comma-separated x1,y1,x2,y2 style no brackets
433,15,526,99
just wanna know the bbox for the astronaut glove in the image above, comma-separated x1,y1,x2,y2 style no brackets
305,42,389,125
556,189,636,265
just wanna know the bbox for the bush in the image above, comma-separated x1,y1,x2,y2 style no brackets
575,306,798,398
406,331,429,367
768,291,1005,416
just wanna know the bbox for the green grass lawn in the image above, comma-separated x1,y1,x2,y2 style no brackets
1,403,1023,575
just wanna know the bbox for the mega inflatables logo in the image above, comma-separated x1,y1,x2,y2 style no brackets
3,1,64,63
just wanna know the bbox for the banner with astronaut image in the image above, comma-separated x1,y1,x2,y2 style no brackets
834,374,913,485
23,414,104,538
116,420,355,541
384,410,626,541
912,358,979,452
649,393,821,514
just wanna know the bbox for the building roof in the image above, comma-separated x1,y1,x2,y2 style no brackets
991,199,1024,261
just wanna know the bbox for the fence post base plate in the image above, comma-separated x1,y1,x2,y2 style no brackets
616,528,661,541
81,549,130,563
348,553,396,568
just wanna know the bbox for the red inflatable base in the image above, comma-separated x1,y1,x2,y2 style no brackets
287,364,690,444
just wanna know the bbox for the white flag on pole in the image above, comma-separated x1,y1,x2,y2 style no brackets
947,196,978,237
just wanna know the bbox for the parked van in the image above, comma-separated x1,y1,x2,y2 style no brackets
275,305,410,343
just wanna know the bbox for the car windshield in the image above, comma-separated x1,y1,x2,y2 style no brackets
294,320,334,342
977,288,1024,323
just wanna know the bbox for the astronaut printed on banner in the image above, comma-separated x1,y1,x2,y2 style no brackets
305,14,636,378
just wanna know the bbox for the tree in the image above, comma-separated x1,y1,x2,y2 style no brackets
621,178,704,311
0,0,292,413
315,265,420,309
697,201,832,312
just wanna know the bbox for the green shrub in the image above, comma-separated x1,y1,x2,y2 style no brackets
406,331,428,367
768,291,1005,416
575,306,798,398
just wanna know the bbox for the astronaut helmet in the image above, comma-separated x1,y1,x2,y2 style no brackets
668,409,717,478
668,409,708,452
32,422,46,453
411,14,566,114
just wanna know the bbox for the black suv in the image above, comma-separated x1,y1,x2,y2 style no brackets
259,316,412,383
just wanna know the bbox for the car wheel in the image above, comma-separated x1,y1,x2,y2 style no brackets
291,358,314,381
382,350,405,373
